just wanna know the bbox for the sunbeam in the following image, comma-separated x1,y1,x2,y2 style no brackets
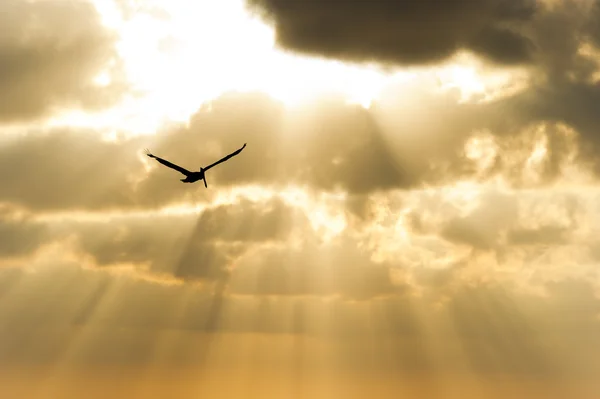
2,0,600,397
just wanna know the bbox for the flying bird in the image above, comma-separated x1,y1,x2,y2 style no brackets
145,143,246,188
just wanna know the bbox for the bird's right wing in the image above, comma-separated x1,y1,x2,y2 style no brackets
146,151,191,176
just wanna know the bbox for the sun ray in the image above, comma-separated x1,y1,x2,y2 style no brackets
4,0,600,396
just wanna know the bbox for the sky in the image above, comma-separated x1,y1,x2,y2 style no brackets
1,0,600,398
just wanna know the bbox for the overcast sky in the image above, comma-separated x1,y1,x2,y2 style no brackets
1,0,600,398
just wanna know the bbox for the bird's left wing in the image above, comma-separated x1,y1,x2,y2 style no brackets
203,143,246,171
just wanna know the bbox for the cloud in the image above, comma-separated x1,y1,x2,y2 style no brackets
0,182,598,378
0,129,147,211
2,148,591,292
0,92,471,212
246,0,537,66
61,197,309,281
507,225,569,246
170,198,308,281
464,1,600,173
0,207,47,258
441,190,518,251
407,184,580,258
0,80,590,214
3,1,600,394
229,236,405,299
0,0,125,122
241,0,600,184
359,182,593,293
0,194,400,298
145,90,487,194
191,198,304,242
0,1,597,207
151,93,414,193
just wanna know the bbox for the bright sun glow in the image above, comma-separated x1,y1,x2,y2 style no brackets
47,0,533,136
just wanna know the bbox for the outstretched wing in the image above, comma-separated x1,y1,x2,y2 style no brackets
146,150,191,176
203,143,246,172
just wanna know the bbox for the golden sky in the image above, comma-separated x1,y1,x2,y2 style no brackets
1,0,600,398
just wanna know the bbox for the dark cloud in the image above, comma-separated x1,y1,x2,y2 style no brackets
468,24,536,65
485,82,600,172
0,0,126,122
511,82,600,174
243,0,599,187
588,1,600,48
466,1,600,174
184,2,600,189
246,0,537,66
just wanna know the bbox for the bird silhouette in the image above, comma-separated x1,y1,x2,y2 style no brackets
145,143,246,188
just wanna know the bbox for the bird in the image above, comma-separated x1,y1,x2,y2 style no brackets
145,143,246,188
